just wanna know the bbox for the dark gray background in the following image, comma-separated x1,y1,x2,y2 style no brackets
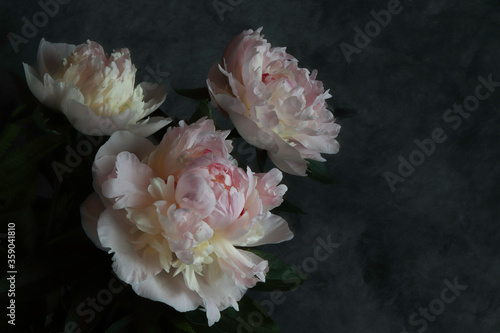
1,0,500,332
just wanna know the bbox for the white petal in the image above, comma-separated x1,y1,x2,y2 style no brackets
196,262,247,326
228,112,279,152
132,271,202,312
95,130,155,161
61,99,135,136
37,38,76,77
124,116,171,137
97,208,162,283
237,212,293,247
23,63,57,109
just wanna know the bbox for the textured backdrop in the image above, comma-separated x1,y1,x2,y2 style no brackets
1,0,499,332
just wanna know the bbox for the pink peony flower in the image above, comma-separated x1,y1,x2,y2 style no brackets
23,39,170,136
207,28,341,176
81,118,293,325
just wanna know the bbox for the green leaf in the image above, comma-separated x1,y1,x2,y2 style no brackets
0,135,61,173
186,295,280,333
33,104,68,134
132,297,166,332
305,159,337,184
0,123,21,158
0,135,62,196
272,199,306,215
9,104,29,120
188,99,213,124
169,316,197,333
174,87,211,100
105,315,134,333
246,249,306,292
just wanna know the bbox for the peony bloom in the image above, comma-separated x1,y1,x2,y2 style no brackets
81,118,293,325
207,28,340,176
23,39,170,136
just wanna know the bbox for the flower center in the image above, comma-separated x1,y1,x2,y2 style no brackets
208,162,233,191
262,72,275,84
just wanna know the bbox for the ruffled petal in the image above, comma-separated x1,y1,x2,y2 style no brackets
175,170,216,218
97,208,162,283
255,168,287,210
132,271,202,312
101,152,156,209
236,212,294,247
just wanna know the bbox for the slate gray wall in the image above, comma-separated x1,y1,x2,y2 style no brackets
1,1,499,332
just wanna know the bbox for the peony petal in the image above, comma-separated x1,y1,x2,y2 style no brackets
37,38,76,77
93,131,155,199
228,112,279,152
267,135,308,176
175,170,216,218
293,133,340,155
95,130,155,161
132,271,202,312
123,116,171,137
97,208,162,283
61,99,137,136
255,168,287,210
236,212,294,247
101,152,156,209
268,151,308,176
23,63,57,109
196,261,247,326
139,82,167,116
148,176,176,203
206,188,245,230
207,63,230,101
216,244,268,287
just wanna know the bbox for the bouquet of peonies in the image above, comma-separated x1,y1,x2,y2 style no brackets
2,28,340,332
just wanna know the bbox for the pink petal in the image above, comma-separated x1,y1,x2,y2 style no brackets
101,152,155,209
97,208,162,284
206,187,245,229
175,171,216,218
255,168,287,210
